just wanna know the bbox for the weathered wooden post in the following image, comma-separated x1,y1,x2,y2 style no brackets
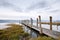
28,20,29,25
31,18,33,28
36,18,38,28
50,16,52,30
19,20,20,24
57,26,58,30
39,16,42,34
30,18,33,37
57,23,58,30
36,18,39,37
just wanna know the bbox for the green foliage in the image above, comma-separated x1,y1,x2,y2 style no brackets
58,37,60,40
0,24,56,40
33,36,54,40
36,36,54,40
0,24,29,40
30,36,54,40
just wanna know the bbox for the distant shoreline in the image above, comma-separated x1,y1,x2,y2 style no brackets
0,23,20,29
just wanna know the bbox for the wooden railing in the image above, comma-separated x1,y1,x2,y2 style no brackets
21,16,60,39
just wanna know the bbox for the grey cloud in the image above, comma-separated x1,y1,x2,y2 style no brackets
0,0,12,7
0,0,60,13
0,0,22,12
26,1,49,12
49,9,60,13
25,0,60,12
56,0,60,2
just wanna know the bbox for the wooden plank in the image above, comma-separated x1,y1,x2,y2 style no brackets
43,28,60,39
38,22,60,25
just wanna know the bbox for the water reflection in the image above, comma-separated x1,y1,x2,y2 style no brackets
23,25,39,38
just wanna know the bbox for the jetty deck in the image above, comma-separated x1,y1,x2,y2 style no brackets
22,23,60,39
21,16,60,39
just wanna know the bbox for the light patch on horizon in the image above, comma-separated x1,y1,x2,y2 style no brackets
0,7,37,20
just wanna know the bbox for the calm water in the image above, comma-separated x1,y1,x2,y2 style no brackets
0,20,20,29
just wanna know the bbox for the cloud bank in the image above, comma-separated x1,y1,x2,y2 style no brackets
0,0,60,20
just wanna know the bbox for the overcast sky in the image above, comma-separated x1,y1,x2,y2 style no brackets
0,0,60,20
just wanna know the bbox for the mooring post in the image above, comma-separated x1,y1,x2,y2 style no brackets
50,16,52,30
31,18,33,28
39,16,42,34
56,23,58,30
57,26,58,30
30,18,33,37
37,18,38,28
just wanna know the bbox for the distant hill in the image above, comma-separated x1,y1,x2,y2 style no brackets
0,20,20,23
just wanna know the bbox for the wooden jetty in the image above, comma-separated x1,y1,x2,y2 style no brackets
21,16,60,39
